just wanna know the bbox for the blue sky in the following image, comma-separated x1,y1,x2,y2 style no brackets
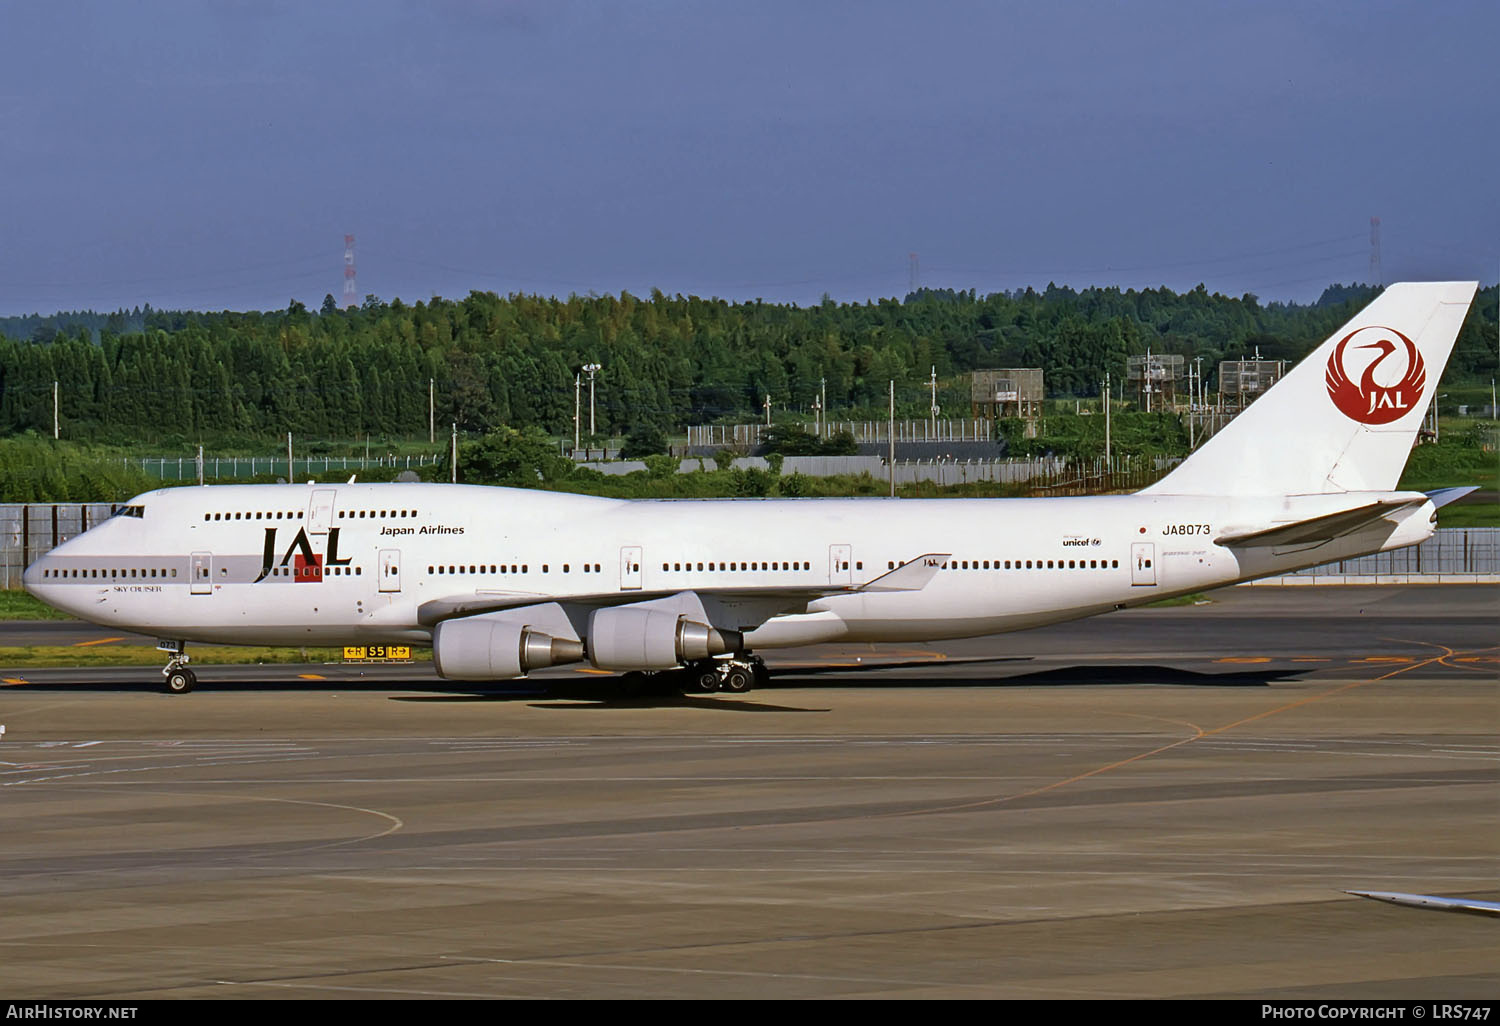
2,0,1495,315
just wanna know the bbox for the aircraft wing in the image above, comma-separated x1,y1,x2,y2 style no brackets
416,553,951,627
1347,890,1500,918
1213,498,1427,548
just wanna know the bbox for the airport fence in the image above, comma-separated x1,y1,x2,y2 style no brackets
2,501,1495,590
578,454,1169,490
1260,526,1500,584
686,418,997,448
123,453,441,482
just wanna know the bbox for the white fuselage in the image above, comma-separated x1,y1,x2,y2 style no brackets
23,482,1435,652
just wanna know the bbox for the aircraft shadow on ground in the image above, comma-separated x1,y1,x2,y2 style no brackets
10,655,1297,698
767,663,1297,689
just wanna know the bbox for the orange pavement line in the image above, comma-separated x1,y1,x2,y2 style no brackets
892,645,1462,820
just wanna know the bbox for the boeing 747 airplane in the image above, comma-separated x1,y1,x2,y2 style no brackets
23,281,1479,694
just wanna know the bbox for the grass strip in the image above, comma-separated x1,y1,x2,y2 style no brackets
0,645,430,669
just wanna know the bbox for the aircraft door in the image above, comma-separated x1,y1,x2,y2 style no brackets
378,548,402,593
620,546,643,590
308,489,337,535
829,543,852,586
190,551,213,595
1131,542,1156,586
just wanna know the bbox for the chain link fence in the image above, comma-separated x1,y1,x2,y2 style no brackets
124,454,440,482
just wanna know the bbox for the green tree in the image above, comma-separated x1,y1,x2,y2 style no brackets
458,426,570,486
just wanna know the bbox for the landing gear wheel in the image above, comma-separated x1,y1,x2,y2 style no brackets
751,656,769,687
694,668,721,693
159,642,194,694
722,666,754,694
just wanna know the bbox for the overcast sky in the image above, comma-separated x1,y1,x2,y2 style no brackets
1,0,1495,316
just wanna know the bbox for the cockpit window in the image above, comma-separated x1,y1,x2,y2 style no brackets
111,505,145,519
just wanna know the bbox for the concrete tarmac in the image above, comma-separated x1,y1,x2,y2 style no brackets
0,585,1496,999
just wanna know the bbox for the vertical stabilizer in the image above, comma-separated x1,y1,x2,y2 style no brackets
1143,282,1478,496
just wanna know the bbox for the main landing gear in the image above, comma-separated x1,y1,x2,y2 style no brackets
159,640,197,694
620,654,769,697
692,654,767,694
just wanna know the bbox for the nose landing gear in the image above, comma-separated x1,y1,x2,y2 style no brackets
158,640,196,694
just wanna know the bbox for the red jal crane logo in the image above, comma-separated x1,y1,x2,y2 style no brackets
1325,326,1426,425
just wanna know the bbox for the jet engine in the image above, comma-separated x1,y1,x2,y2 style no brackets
433,616,585,680
586,607,742,670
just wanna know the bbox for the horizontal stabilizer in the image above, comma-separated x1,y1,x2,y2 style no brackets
1214,498,1426,548
1426,486,1477,509
854,553,950,592
1347,890,1500,918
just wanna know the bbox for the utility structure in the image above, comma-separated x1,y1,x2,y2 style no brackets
1127,352,1184,411
1219,358,1285,416
343,235,357,309
908,252,919,294
970,368,1043,437
1370,216,1382,287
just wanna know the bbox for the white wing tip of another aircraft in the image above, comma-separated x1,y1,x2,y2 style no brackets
1346,890,1500,917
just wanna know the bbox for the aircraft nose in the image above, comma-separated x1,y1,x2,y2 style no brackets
23,554,74,614
21,556,45,597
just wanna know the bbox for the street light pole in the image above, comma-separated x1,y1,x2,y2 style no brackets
929,365,939,436
1104,370,1111,470
888,379,895,498
583,363,601,441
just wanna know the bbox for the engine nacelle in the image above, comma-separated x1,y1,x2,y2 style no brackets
586,607,741,670
433,616,585,680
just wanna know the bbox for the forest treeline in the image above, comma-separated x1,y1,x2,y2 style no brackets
1,283,1495,445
